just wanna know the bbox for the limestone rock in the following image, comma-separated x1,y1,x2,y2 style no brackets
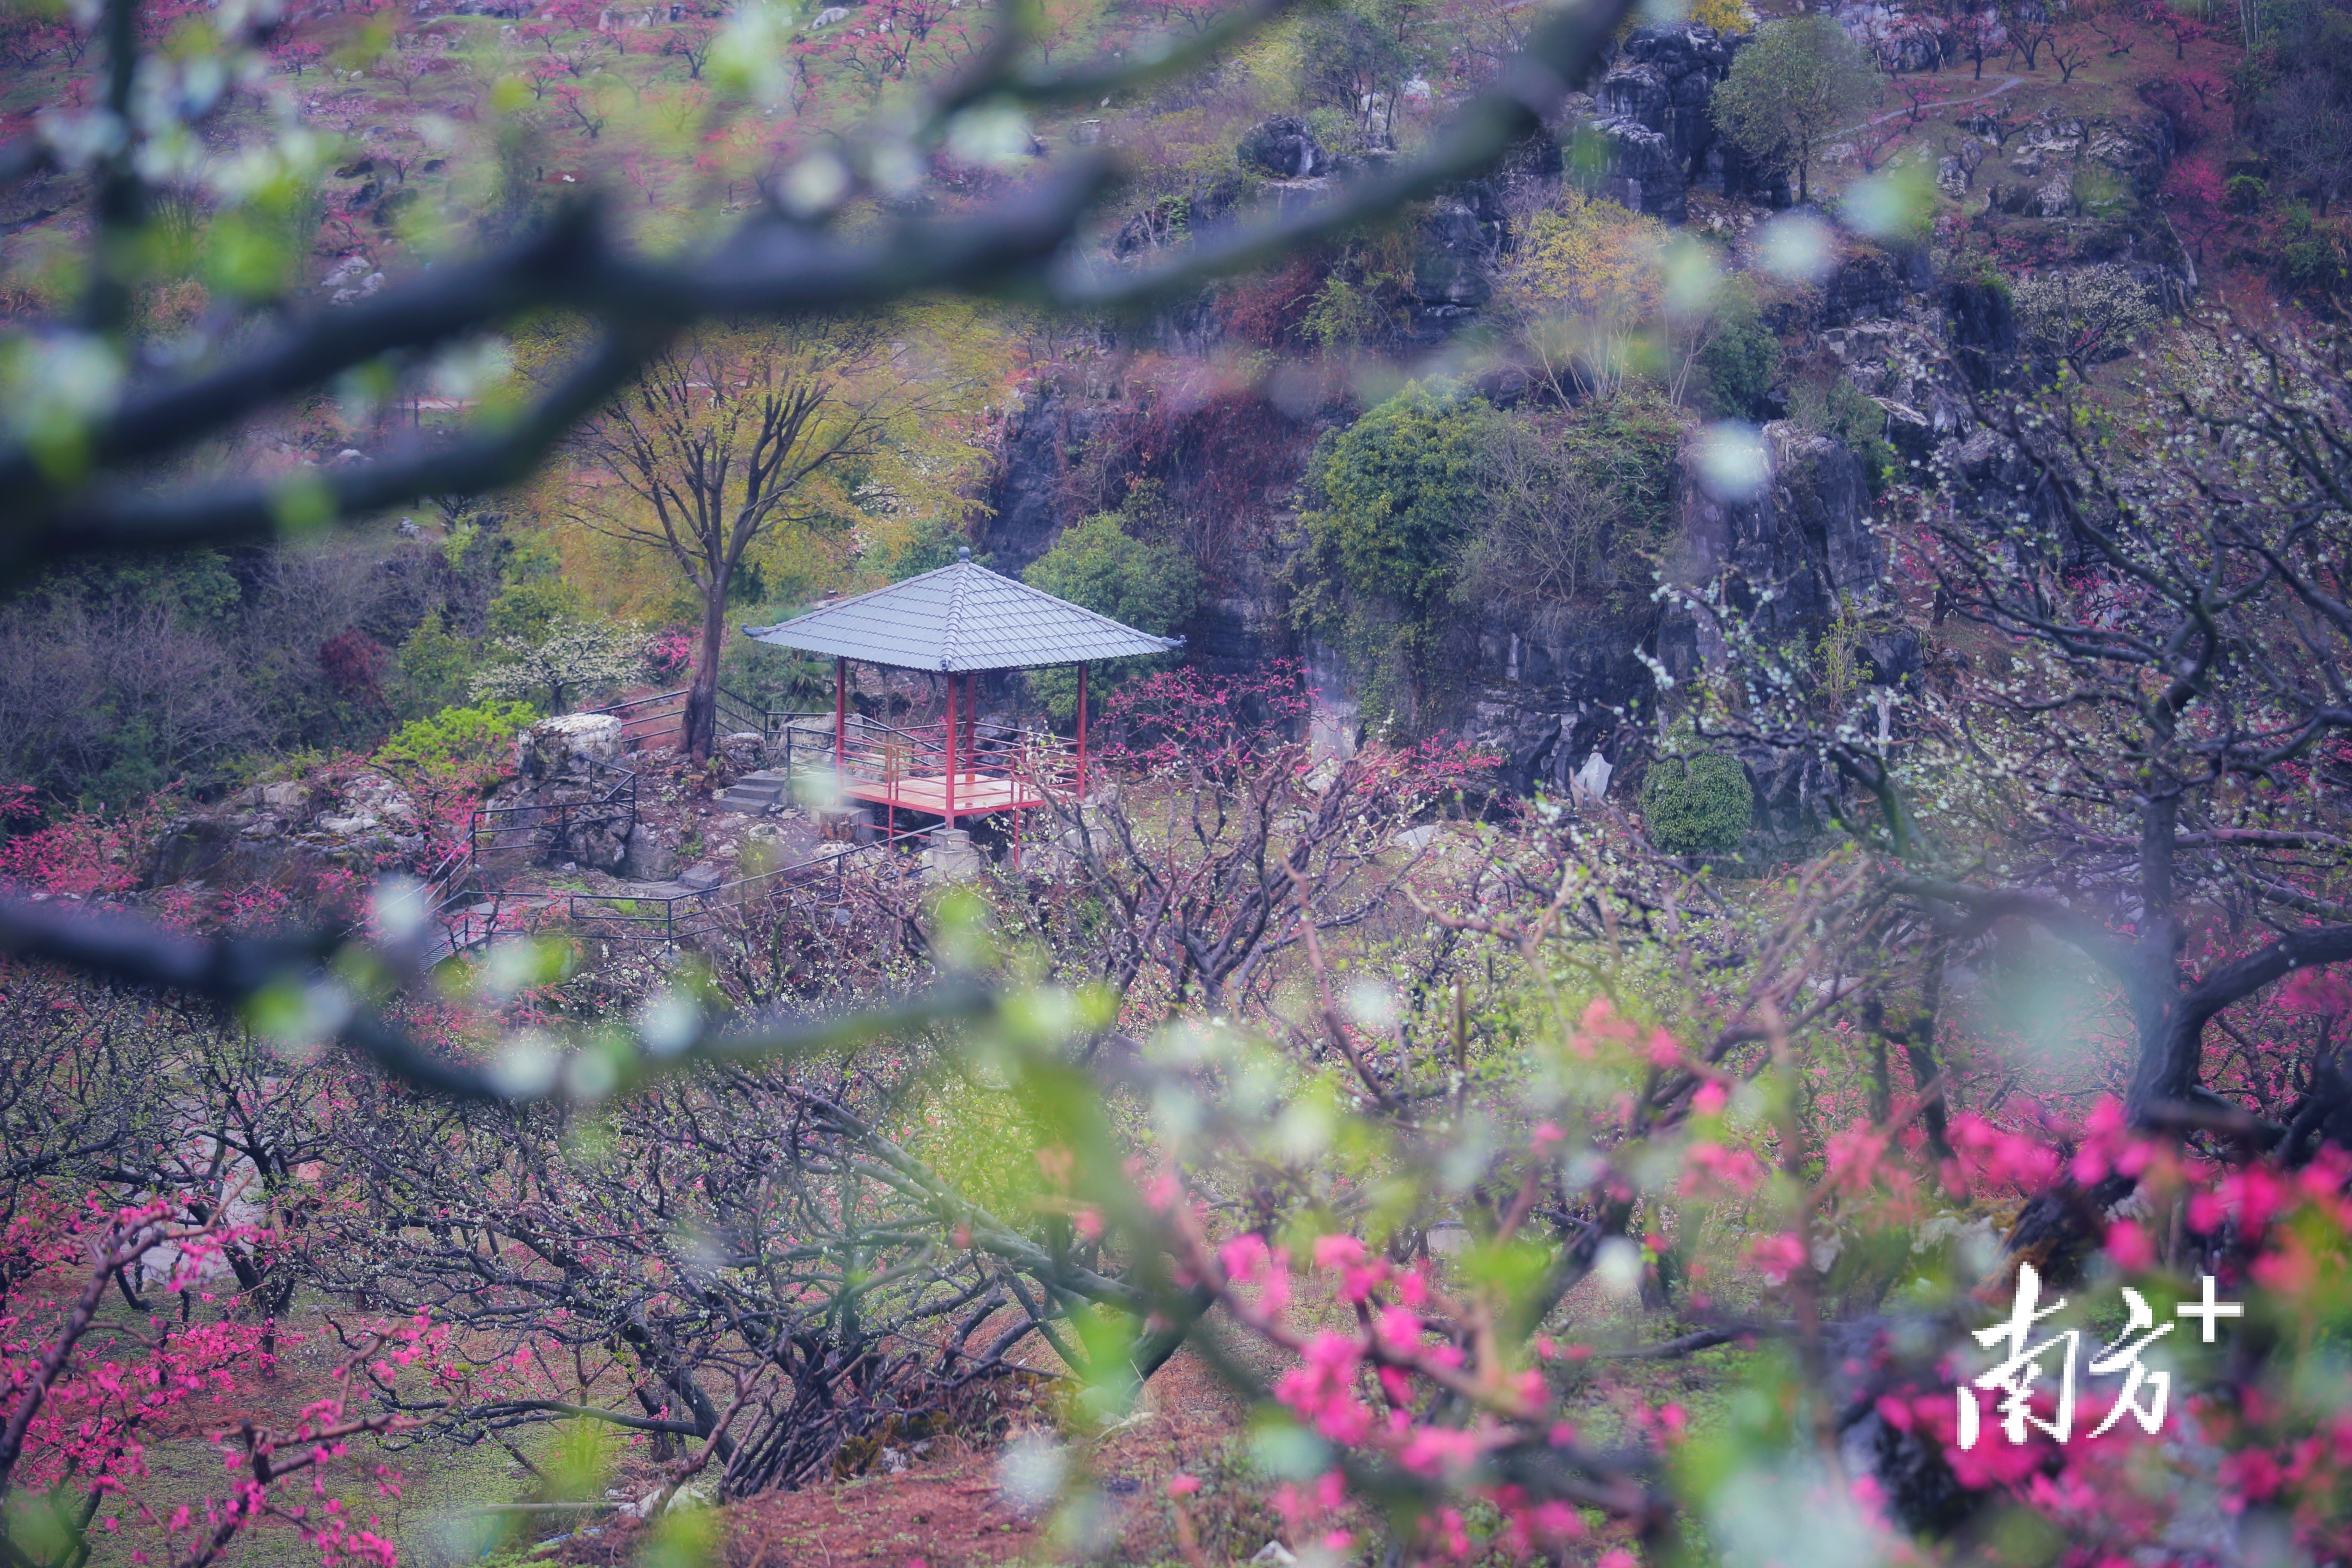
622,823,675,881
261,781,312,815
1819,246,1930,328
1237,116,1329,180
1661,423,1882,675
1410,188,1504,315
1583,115,1684,222
1578,25,1776,220
718,731,766,776
1941,277,2018,390
522,713,625,781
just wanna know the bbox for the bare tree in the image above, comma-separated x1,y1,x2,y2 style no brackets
1689,321,2352,1271
2265,67,2352,215
567,323,974,758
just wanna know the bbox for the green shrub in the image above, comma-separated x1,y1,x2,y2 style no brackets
888,518,965,580
1788,373,1899,493
1302,383,1494,611
1294,383,1498,730
1639,750,1754,855
1698,279,1781,420
1023,511,1199,721
376,699,539,788
1455,395,1686,614
2227,174,2268,212
395,611,477,720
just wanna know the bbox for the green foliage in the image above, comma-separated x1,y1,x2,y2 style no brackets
888,518,966,580
1302,384,1493,611
1295,383,1498,732
1708,15,1880,202
719,608,835,712
1698,279,1782,420
2228,174,2270,211
375,699,539,788
2070,164,2133,220
24,549,243,624
1298,233,1415,350
394,611,478,720
1302,273,1396,349
1295,0,1440,152
1023,510,1199,721
2278,204,2352,298
1456,395,1686,615
1788,373,1899,493
485,574,582,643
1639,748,1755,855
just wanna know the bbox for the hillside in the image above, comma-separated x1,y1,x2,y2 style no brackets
5,3,2352,1568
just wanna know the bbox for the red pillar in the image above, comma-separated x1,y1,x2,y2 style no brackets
834,658,846,775
1076,662,1089,801
944,668,959,824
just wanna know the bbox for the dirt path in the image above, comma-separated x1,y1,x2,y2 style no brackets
1834,71,2026,140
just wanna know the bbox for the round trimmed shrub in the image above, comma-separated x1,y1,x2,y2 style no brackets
1639,751,1755,856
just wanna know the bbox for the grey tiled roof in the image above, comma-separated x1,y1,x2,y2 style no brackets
742,553,1184,673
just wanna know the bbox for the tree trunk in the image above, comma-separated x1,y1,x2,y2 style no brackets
2124,793,2180,1123
685,588,726,760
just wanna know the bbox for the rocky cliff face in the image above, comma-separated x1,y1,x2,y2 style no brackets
1582,25,1784,221
1460,604,1659,798
981,15,2190,840
1663,423,1882,652
982,376,1117,576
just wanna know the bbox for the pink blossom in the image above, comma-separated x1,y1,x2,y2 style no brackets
2103,1219,2155,1272
1314,1233,1368,1271
1746,1232,1809,1285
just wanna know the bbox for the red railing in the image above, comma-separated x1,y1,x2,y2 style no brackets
836,718,1079,805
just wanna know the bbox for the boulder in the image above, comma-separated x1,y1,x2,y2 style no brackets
718,731,766,776
1411,189,1503,314
521,713,625,782
1736,739,1839,850
621,824,676,881
1583,116,1686,222
261,781,312,816
1461,604,1654,798
1237,116,1329,180
1819,247,1929,328
1577,24,1767,219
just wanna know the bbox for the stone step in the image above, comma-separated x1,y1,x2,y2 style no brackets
713,771,793,815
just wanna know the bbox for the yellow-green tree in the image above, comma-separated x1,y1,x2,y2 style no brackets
1492,188,1668,401
566,314,995,757
1709,14,1880,203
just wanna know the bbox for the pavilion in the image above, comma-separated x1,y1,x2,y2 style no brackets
741,548,1181,831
